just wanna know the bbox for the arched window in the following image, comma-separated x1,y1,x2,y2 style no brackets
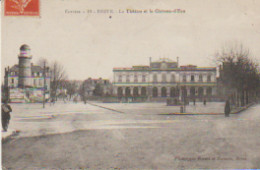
170,87,176,97
133,87,139,97
198,87,204,97
141,87,146,96
190,87,196,97
117,87,123,97
181,86,187,97
206,87,212,96
152,87,158,97
161,87,167,97
125,87,131,97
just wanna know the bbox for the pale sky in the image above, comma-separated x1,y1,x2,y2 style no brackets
2,0,260,81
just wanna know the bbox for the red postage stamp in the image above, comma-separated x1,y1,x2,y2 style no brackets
4,0,40,16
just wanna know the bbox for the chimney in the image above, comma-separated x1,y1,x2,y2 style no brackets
149,57,152,66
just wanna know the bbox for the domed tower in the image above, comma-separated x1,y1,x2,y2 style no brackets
18,44,32,88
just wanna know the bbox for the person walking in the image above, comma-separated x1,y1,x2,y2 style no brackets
193,99,196,106
203,99,207,106
225,99,231,117
2,100,12,132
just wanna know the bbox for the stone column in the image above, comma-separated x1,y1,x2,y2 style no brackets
122,87,125,95
166,87,171,97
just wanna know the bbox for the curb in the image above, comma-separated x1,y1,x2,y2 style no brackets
231,103,255,114
87,102,124,113
160,113,223,115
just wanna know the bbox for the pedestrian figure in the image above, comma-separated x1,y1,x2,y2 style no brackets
1,100,12,132
203,99,207,106
225,100,231,117
193,99,196,105
50,98,55,105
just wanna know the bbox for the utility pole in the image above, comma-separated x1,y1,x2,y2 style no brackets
43,61,46,108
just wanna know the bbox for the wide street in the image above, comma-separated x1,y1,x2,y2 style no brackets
2,101,260,169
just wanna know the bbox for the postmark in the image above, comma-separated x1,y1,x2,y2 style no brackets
4,0,40,16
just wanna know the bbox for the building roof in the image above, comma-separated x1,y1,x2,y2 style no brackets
32,65,44,73
152,58,176,63
10,65,19,72
9,64,45,73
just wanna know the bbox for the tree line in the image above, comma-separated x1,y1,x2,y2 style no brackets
215,44,260,106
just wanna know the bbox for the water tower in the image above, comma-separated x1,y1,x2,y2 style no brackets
18,44,32,88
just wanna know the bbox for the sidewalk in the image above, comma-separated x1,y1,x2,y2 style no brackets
160,102,256,115
2,129,18,140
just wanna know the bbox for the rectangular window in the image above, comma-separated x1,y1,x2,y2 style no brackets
171,75,175,82
118,75,122,82
134,75,138,83
142,75,146,82
183,75,186,82
207,75,211,82
39,79,43,87
162,74,167,83
126,75,130,83
191,75,195,82
199,75,203,82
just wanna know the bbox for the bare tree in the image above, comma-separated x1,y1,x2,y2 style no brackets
37,57,49,68
215,43,260,106
50,61,67,100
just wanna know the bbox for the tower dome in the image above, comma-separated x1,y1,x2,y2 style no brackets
19,44,32,58
20,44,30,50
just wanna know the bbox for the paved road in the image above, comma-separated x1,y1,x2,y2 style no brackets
2,102,260,169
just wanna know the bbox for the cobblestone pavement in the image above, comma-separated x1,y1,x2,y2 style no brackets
2,102,260,169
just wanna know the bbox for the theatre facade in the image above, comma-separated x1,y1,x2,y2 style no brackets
113,58,217,102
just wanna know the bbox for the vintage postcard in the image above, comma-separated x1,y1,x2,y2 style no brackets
1,0,260,169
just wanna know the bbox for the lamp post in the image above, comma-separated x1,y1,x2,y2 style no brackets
43,61,46,108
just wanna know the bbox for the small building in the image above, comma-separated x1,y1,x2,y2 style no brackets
113,58,217,102
80,77,112,97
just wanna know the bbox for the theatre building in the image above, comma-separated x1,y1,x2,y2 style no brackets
113,58,217,102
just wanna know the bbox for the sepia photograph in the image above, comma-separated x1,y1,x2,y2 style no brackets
1,0,260,169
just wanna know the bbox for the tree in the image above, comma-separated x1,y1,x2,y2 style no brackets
65,80,78,99
93,83,104,96
50,61,67,100
215,43,260,106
